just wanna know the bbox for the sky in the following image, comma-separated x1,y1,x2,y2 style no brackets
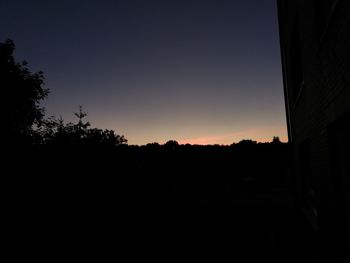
0,0,287,145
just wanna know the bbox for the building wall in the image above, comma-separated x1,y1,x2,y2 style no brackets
278,0,350,261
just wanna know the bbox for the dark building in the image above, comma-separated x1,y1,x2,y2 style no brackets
278,0,350,261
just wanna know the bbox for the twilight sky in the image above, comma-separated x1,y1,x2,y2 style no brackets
0,0,287,145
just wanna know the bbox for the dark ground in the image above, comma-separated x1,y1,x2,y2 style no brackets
6,144,317,261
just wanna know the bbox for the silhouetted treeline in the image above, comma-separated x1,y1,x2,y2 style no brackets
3,38,291,207
4,39,291,259
120,138,289,185
2,39,289,185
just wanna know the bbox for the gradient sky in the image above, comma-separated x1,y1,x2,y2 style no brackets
0,0,287,145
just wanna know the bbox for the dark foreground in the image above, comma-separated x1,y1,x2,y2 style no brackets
6,145,316,261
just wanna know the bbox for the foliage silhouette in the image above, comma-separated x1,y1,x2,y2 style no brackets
1,39,49,146
237,139,258,145
272,136,282,144
164,140,179,150
1,39,127,149
40,106,127,147
74,105,91,138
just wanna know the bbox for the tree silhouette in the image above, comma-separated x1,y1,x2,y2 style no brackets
38,106,127,147
74,105,90,139
86,128,127,146
164,140,179,151
237,139,257,146
146,142,161,148
1,39,49,146
272,136,282,144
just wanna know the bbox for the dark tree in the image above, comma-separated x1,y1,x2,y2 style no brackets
271,136,282,144
145,142,161,148
1,39,49,146
237,139,257,146
86,128,127,146
39,106,128,147
74,105,91,139
164,140,179,150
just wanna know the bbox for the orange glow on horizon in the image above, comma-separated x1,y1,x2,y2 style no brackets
178,126,288,145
